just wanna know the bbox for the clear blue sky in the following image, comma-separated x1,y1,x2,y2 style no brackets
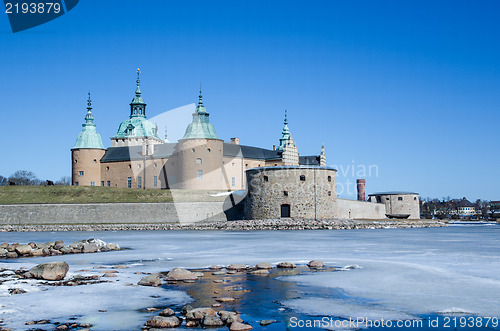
1,0,499,200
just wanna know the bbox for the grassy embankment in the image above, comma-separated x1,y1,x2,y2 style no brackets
0,186,231,204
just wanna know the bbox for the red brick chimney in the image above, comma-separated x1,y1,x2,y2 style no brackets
357,179,366,201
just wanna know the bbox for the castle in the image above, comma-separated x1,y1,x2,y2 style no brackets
72,70,420,220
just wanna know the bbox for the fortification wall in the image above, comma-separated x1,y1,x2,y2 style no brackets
337,199,386,219
0,202,229,226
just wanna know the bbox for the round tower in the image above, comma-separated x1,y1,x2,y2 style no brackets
71,93,105,186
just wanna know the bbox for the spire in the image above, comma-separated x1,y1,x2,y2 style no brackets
135,68,141,97
277,109,291,150
196,83,207,114
320,142,326,166
130,68,146,117
84,92,94,124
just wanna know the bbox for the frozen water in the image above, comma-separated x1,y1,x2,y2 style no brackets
1,226,499,330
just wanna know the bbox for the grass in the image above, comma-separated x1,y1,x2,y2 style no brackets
0,186,233,204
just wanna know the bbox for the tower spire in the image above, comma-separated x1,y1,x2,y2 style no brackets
84,92,94,124
135,68,141,97
277,109,291,150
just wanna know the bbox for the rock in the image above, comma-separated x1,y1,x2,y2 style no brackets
50,249,62,256
308,260,324,268
60,247,71,254
106,243,120,250
159,308,175,317
138,274,162,287
185,307,217,320
260,319,277,326
8,288,26,295
28,261,69,280
250,269,269,275
0,242,8,249
102,273,117,278
6,252,18,259
229,321,253,330
227,264,247,270
53,243,65,250
112,265,128,269
145,316,181,328
201,315,224,327
181,304,193,315
15,244,32,255
255,262,272,269
82,243,98,253
212,271,226,275
210,265,223,270
215,297,236,302
213,279,224,283
186,320,199,327
227,270,238,274
277,262,296,268
212,303,222,308
145,307,159,312
0,248,7,256
55,324,69,330
219,311,243,324
166,268,198,281
31,249,44,257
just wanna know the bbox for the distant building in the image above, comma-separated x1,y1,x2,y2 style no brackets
367,192,420,219
456,197,476,217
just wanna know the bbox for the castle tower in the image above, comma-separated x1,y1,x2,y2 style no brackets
111,69,163,147
170,86,224,189
278,110,299,165
319,143,326,166
71,93,105,186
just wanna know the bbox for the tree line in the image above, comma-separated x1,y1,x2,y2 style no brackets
421,197,498,220
0,170,71,186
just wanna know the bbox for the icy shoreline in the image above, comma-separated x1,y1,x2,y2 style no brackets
0,219,445,232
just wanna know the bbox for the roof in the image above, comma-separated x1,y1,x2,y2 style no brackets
299,155,320,165
181,92,219,140
457,198,475,207
112,116,161,140
100,143,176,162
72,97,105,150
223,143,281,160
369,191,418,196
247,165,337,171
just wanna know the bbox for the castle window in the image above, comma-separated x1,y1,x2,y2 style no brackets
101,181,104,186
386,198,389,201
154,163,157,168
232,163,235,166
90,182,95,186
196,158,202,165
75,182,79,186
154,176,158,188
197,170,203,179
232,177,236,187
328,176,331,182
107,181,110,187
300,175,306,181
106,167,109,171
128,165,132,169
138,164,141,169
127,177,132,188
207,148,211,152
414,197,417,200
79,171,84,176
245,164,248,167
93,159,97,163
263,176,268,182
74,160,77,164
138,176,142,189
398,197,403,201
284,191,288,196
328,191,332,196
192,148,195,152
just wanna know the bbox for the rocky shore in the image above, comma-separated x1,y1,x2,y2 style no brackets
0,219,445,232
0,239,120,258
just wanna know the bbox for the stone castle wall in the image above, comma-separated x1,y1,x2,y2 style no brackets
337,199,386,219
244,166,337,219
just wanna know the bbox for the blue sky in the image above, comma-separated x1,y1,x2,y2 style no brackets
0,0,499,200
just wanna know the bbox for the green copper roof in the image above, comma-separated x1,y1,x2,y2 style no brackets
277,110,291,150
73,93,105,149
182,89,219,140
112,70,161,140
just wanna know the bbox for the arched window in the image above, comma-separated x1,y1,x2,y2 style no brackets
327,176,331,182
263,176,268,182
196,158,202,165
398,197,403,201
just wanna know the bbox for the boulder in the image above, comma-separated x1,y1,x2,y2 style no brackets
6,252,18,259
28,242,36,248
250,269,269,275
0,248,7,256
28,261,69,280
138,274,162,287
50,249,62,256
202,316,224,327
212,271,226,275
181,304,193,315
166,268,198,281
53,243,65,250
82,243,98,253
219,311,243,324
260,319,277,326
145,316,181,328
0,243,8,249
230,322,253,330
215,297,235,302
255,262,272,269
15,244,32,255
106,243,120,250
159,308,175,317
185,307,217,321
277,262,296,268
307,260,324,268
227,264,247,270
31,249,44,257
60,247,71,254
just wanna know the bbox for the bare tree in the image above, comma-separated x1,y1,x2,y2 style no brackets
8,170,41,186
55,176,71,186
0,175,7,186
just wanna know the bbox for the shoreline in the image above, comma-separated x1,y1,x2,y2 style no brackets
0,219,446,232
